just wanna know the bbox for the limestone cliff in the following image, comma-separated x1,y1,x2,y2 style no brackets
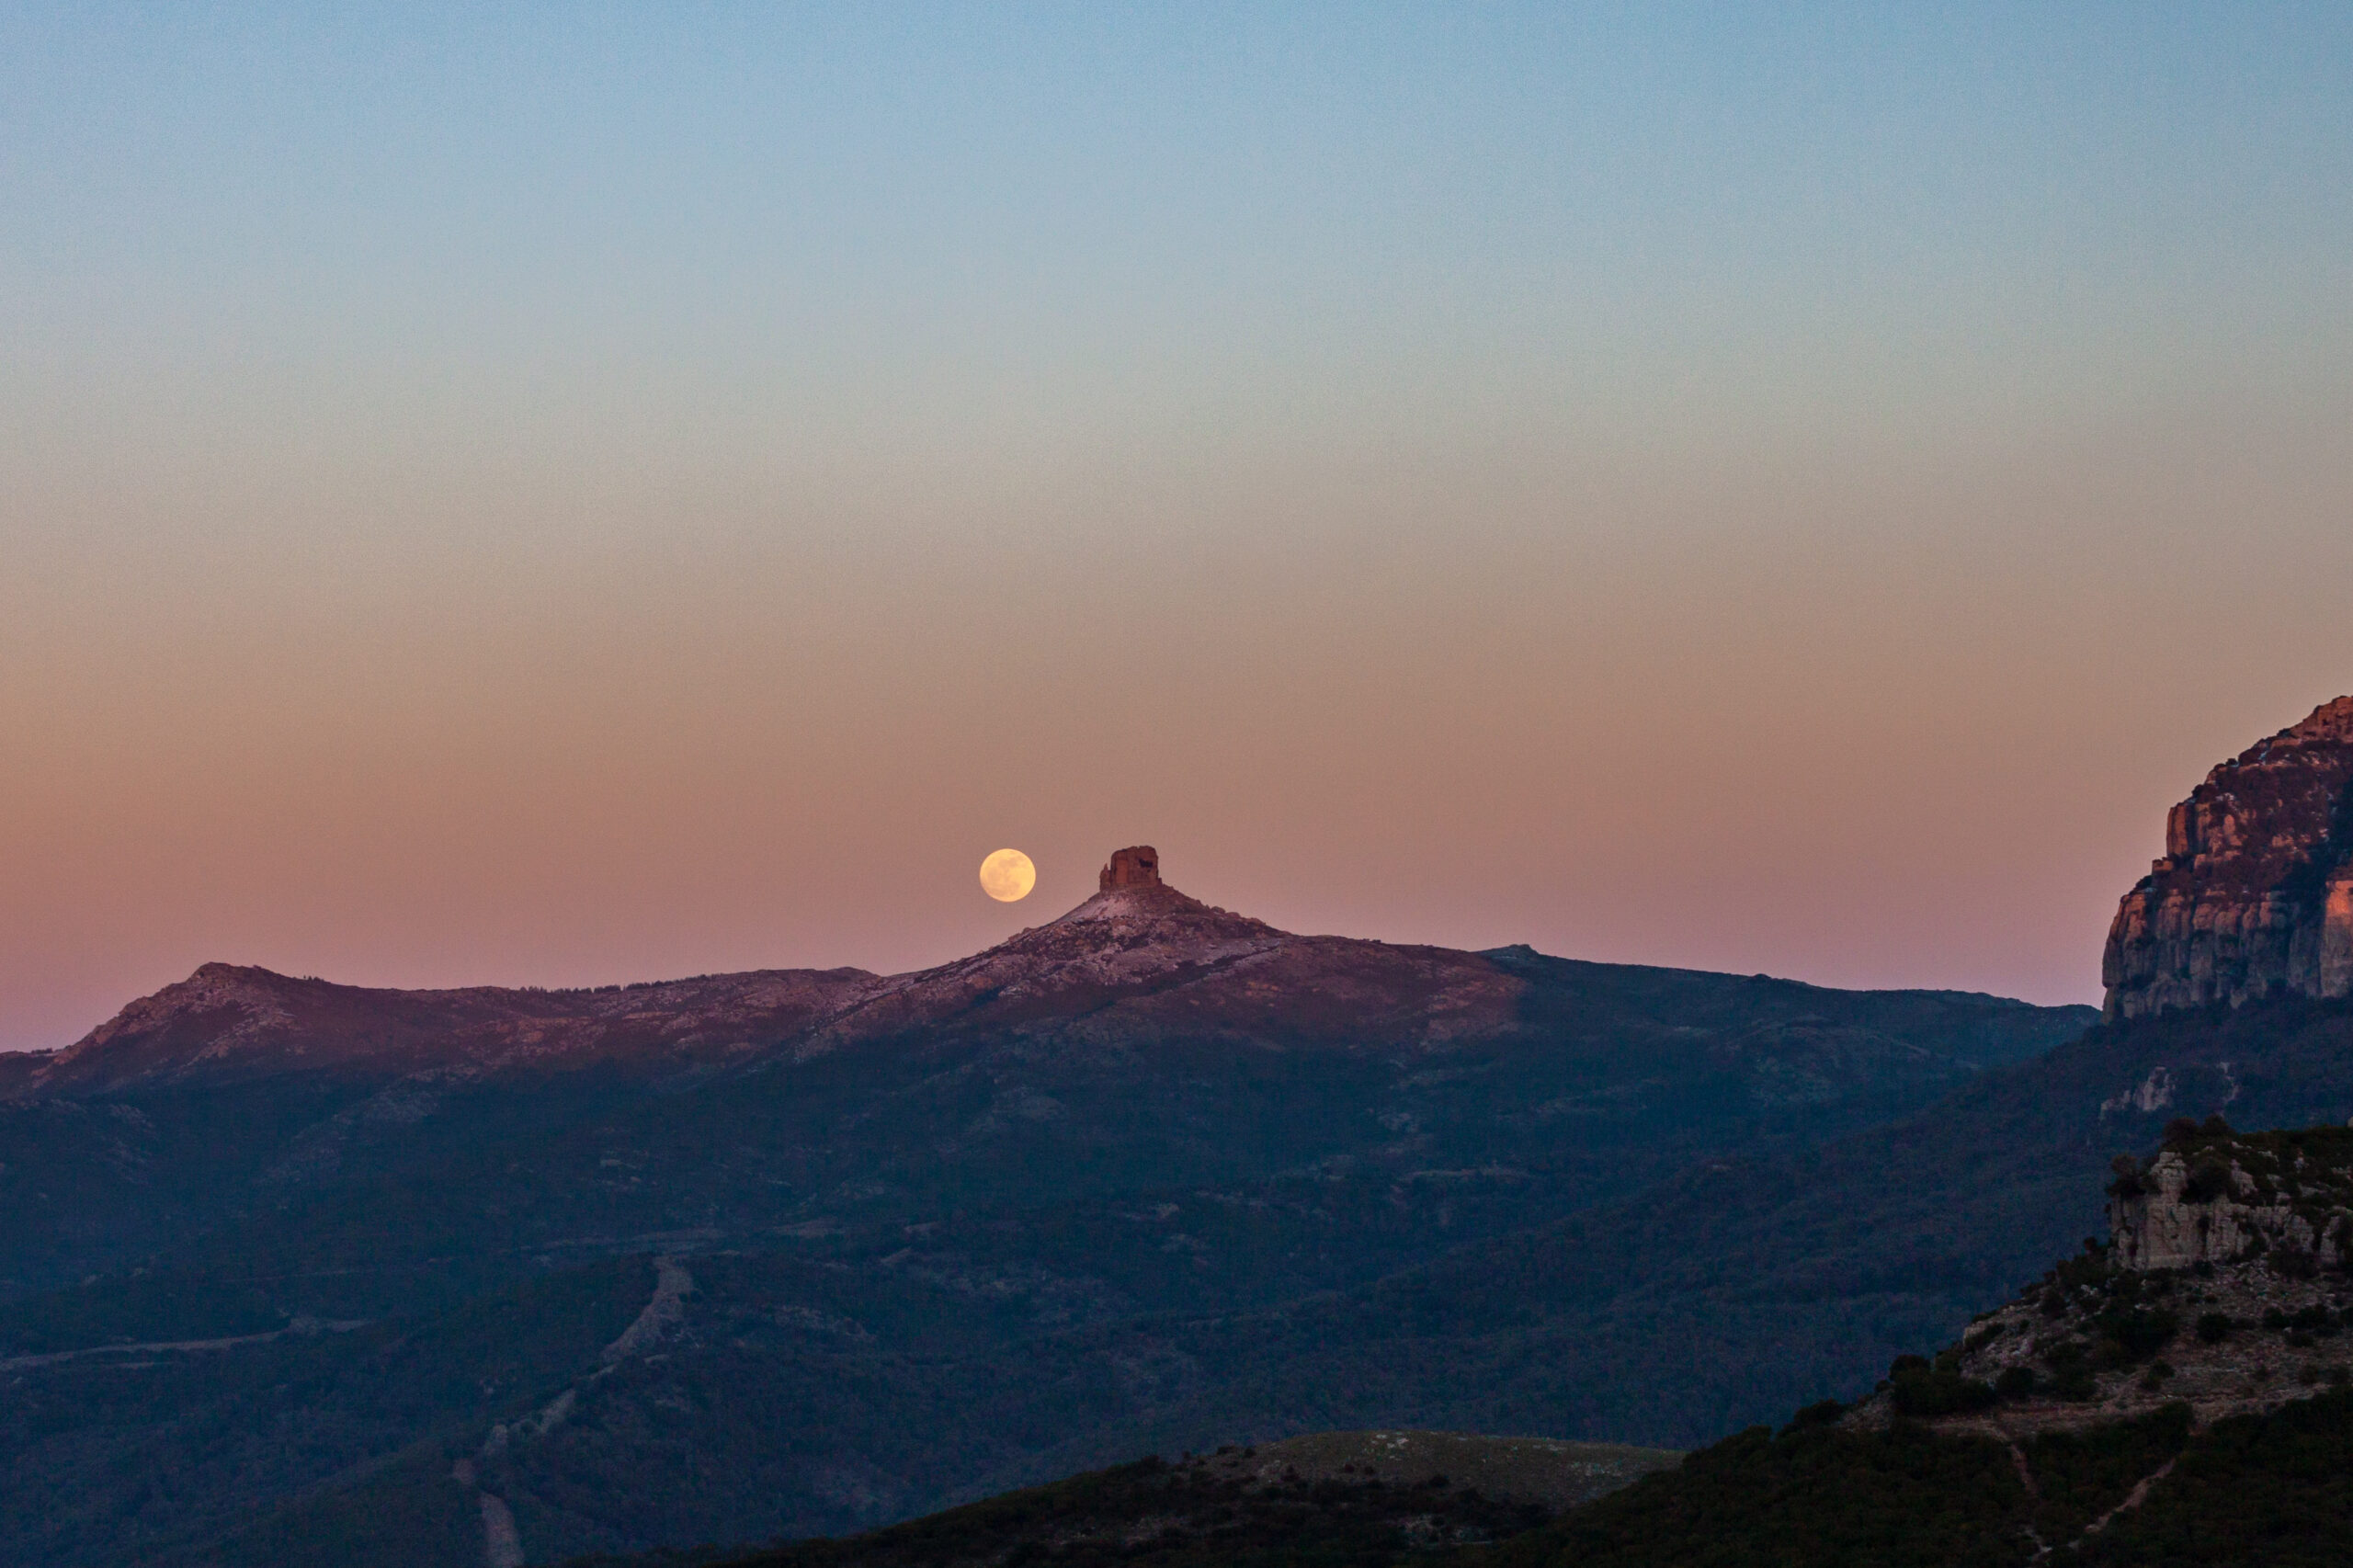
2101,695,2353,1021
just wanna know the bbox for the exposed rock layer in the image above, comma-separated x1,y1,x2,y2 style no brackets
2102,695,2353,1021
2109,1126,2353,1273
1097,846,1160,891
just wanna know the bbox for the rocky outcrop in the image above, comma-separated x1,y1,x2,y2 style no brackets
2109,1126,2353,1272
1098,846,1161,891
2102,696,2353,1021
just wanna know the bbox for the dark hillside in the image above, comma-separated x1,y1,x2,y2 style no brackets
555,1432,1674,1568
980,995,2353,1471
0,893,2085,1567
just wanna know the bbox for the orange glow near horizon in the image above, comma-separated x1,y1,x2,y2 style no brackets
6,393,2351,1051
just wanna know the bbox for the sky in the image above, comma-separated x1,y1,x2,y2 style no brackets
5,3,2352,1050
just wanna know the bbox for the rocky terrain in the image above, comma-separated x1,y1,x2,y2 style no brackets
1848,1120,2353,1448
1190,1429,1677,1513
2104,695,2353,1021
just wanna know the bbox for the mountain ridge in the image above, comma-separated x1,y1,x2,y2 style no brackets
17,848,2052,1099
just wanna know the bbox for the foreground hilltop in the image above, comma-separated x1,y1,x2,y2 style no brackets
1856,1119,2353,1440
569,1432,1677,1568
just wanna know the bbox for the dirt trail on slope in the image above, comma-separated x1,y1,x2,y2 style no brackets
601,1255,694,1364
444,1261,691,1562
2075,1457,2179,1543
478,1493,524,1568
454,1256,698,1568
0,1318,369,1372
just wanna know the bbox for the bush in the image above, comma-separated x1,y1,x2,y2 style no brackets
1782,1399,1845,1433
2273,1245,2321,1280
2184,1159,2237,1204
1890,1367,1998,1417
2197,1312,2234,1345
2094,1307,2179,1362
1995,1366,2039,1399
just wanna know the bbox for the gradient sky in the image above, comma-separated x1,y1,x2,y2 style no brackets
6,4,2352,1050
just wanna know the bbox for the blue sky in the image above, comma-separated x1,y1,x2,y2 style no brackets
11,3,2347,455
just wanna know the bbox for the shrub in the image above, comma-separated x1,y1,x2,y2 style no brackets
1890,1367,1998,1417
2184,1158,2237,1204
2273,1246,2322,1280
2095,1307,2180,1362
1995,1366,2039,1399
1782,1399,1845,1433
2197,1312,2234,1345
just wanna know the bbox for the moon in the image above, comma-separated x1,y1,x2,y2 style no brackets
978,847,1037,903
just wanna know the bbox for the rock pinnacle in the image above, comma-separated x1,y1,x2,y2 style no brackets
1098,846,1161,892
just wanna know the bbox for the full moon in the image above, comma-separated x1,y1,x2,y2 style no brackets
978,847,1037,903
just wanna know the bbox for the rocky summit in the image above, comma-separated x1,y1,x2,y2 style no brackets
2102,694,2353,1021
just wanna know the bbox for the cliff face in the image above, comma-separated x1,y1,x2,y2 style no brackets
2102,695,2353,1022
